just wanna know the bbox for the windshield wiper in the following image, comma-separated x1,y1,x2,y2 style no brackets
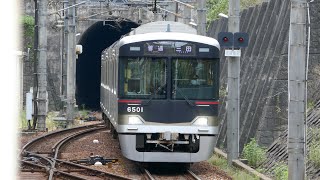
144,83,167,105
174,88,194,106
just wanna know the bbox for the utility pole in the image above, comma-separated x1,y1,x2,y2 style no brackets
182,3,192,25
35,0,48,131
61,0,68,111
227,0,240,165
66,0,76,126
288,0,306,179
197,0,206,36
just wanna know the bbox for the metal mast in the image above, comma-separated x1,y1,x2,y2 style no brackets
66,0,77,126
36,0,48,131
227,0,240,165
61,0,68,111
288,0,307,179
197,0,206,36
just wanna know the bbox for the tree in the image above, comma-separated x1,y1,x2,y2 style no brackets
207,0,262,21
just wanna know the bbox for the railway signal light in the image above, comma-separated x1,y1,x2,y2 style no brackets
233,32,249,48
218,32,233,48
218,32,249,49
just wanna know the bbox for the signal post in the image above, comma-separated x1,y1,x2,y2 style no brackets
218,0,248,165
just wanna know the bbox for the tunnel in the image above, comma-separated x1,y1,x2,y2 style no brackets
76,19,139,110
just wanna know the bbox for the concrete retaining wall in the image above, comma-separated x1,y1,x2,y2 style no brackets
207,0,320,149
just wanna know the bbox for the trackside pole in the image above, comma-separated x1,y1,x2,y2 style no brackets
226,0,240,166
288,0,307,179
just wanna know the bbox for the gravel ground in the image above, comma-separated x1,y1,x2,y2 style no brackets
19,112,231,180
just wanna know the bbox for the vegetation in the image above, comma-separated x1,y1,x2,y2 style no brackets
219,86,227,97
307,100,315,112
21,15,35,49
46,112,58,131
208,154,259,180
242,138,267,168
206,0,262,21
19,111,57,131
271,162,288,180
207,0,229,22
308,127,320,168
19,111,28,129
78,109,90,120
78,104,90,120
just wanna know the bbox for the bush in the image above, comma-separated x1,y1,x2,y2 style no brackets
242,138,266,168
207,0,262,21
309,128,320,168
272,162,288,180
207,0,229,21
21,15,34,49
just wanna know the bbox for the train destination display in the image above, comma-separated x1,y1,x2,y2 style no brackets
144,41,196,56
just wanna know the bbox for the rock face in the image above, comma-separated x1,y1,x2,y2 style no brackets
207,0,320,149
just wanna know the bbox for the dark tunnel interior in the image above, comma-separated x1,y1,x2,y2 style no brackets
76,19,139,110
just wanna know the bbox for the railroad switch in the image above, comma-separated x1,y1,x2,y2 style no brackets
72,155,118,165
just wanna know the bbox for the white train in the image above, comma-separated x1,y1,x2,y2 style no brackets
100,21,220,162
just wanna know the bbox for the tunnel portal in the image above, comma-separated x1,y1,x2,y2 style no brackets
76,19,139,109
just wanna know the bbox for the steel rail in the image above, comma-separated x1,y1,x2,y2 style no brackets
20,152,53,178
144,168,156,180
54,170,88,180
51,126,106,159
49,126,106,180
186,170,201,180
55,159,134,180
21,160,49,171
22,123,103,152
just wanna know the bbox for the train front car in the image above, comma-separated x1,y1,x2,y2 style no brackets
116,32,220,163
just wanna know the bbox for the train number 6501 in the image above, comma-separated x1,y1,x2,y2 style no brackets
127,107,144,113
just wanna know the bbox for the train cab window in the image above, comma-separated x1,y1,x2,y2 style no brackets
120,57,167,99
172,58,219,100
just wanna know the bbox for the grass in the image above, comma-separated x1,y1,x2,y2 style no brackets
78,109,90,120
208,154,259,180
272,162,288,180
308,127,320,168
19,110,84,131
18,111,28,129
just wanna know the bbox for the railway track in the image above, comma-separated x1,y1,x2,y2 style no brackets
19,121,231,179
142,165,202,180
21,123,104,154
20,123,135,180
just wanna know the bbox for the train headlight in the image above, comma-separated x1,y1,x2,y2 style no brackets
128,116,144,125
193,117,208,126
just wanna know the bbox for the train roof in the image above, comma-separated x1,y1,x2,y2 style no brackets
118,32,220,50
129,21,197,35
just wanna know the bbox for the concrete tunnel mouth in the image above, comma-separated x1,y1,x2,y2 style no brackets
76,19,139,110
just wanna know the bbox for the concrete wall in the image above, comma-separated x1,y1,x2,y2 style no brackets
207,0,320,149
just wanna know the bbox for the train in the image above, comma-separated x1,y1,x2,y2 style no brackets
100,21,220,163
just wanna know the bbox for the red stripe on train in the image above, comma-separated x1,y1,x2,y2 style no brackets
118,99,142,103
195,101,219,105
